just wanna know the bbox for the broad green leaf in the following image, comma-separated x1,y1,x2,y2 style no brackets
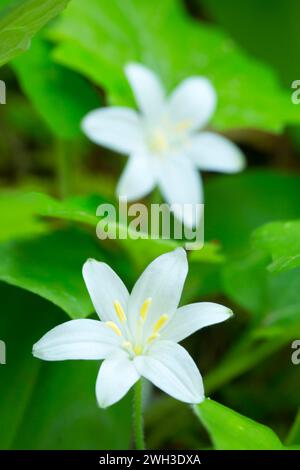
0,283,132,449
253,220,300,273
207,242,300,393
195,399,283,450
0,191,221,316
0,0,70,67
286,409,300,447
12,36,101,139
222,250,269,315
0,227,105,318
19,191,221,271
0,190,47,242
205,170,300,252
49,0,298,133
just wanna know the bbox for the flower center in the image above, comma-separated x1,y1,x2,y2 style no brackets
148,129,169,154
105,298,168,357
147,119,192,158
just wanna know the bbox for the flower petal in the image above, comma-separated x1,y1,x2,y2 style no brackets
188,132,246,173
168,77,216,131
128,248,188,334
116,152,156,201
125,63,165,120
134,340,204,403
162,302,233,343
82,259,129,324
81,107,143,154
158,156,203,228
32,319,119,361
96,352,140,408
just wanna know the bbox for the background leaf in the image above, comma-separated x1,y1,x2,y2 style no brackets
0,0,70,66
195,399,283,450
253,220,300,273
0,228,104,318
48,0,298,133
0,283,132,449
12,36,101,139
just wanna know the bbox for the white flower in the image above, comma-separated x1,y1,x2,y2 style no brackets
33,248,232,408
82,63,245,227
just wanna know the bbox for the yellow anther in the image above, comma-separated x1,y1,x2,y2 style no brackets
134,344,143,355
152,314,168,335
140,297,152,321
175,120,192,132
147,314,169,344
114,301,127,323
147,333,158,344
106,321,122,337
150,130,168,153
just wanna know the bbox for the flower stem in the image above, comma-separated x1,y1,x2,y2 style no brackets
133,380,145,450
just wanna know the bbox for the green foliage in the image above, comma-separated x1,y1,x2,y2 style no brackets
0,283,132,449
253,220,300,273
0,0,70,66
195,399,283,450
1,0,300,452
205,170,300,252
12,36,101,139
48,0,297,133
0,191,47,242
0,228,100,318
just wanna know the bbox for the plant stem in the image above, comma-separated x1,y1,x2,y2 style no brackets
133,380,145,450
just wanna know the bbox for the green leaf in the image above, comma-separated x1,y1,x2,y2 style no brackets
222,249,269,316
0,283,132,449
253,220,300,273
19,191,221,272
286,408,300,447
49,0,297,133
0,227,105,319
195,399,283,450
0,0,70,67
205,170,300,253
12,36,101,139
0,190,48,242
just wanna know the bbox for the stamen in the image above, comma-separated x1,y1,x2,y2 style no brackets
114,301,127,323
134,344,143,355
147,314,169,344
147,333,158,344
106,321,122,337
150,129,168,153
176,120,192,132
152,314,168,335
140,297,152,321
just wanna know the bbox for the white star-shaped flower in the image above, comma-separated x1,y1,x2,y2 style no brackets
82,63,245,227
33,248,232,408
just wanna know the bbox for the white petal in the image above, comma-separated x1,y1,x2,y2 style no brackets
82,259,129,325
168,77,216,131
188,132,246,173
158,156,203,228
162,302,233,343
96,352,140,408
125,63,165,120
82,107,143,154
32,319,119,361
128,248,188,334
116,152,156,201
134,340,204,403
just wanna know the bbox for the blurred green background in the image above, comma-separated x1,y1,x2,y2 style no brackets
0,0,300,450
